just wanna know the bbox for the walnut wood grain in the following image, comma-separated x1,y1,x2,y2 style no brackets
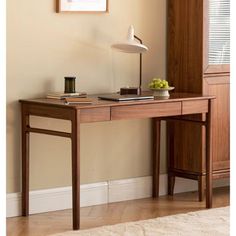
207,83,230,171
204,76,230,84
167,0,206,200
165,118,205,125
80,108,110,123
182,100,208,115
168,173,175,196
213,169,230,179
26,127,72,138
167,0,230,202
111,102,181,120
71,110,80,230
19,94,215,230
206,99,214,208
167,0,203,93
23,103,75,120
213,161,230,171
167,119,175,196
152,118,161,198
19,93,215,109
204,65,230,75
21,104,30,216
198,176,205,202
168,122,203,173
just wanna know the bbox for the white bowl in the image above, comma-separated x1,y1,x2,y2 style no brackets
150,87,175,97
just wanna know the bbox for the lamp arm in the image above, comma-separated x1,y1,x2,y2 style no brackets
134,35,143,44
134,35,143,91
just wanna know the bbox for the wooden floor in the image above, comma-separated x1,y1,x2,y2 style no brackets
7,187,230,236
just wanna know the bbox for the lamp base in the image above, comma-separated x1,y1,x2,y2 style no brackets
120,87,141,95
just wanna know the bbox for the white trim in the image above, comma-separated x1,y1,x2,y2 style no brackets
108,176,152,202
7,182,108,218
7,175,229,218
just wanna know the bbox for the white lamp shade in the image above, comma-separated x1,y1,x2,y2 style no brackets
111,26,148,53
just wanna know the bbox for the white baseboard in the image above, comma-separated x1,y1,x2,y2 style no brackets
7,175,229,218
7,182,108,218
108,176,152,203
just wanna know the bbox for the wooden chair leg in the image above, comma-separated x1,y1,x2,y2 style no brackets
168,174,175,196
198,176,205,202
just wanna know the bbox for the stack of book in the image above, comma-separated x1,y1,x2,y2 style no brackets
46,92,93,105
46,92,87,99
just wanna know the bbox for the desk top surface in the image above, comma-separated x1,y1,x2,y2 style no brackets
20,92,215,109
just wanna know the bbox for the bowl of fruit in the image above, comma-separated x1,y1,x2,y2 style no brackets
148,78,174,97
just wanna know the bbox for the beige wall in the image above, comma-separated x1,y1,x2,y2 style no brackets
7,0,166,193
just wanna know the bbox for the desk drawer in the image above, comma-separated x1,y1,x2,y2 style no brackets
182,100,208,115
80,107,110,123
111,102,181,120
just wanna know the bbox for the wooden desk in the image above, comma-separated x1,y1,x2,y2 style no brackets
20,93,215,230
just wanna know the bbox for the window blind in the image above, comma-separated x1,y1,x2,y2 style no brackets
208,0,230,64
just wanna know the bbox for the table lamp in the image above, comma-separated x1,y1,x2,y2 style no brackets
111,25,148,95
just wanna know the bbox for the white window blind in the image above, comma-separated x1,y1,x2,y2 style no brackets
208,0,230,64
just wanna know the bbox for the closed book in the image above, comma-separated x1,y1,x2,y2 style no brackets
46,92,87,99
65,97,93,105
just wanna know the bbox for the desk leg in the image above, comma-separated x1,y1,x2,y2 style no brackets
206,100,213,208
152,118,161,198
71,110,80,230
21,105,30,216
